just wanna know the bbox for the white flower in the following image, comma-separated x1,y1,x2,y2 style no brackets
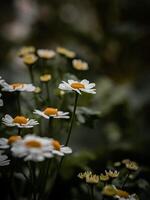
51,139,72,156
0,93,3,106
115,194,138,200
0,136,22,149
0,81,36,92
58,79,96,94
0,151,10,166
72,59,89,70
2,114,39,128
37,49,56,59
33,107,70,119
11,135,53,162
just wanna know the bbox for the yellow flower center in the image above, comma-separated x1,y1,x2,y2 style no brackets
40,74,52,82
13,116,28,124
44,107,58,116
23,54,38,65
25,140,42,148
52,140,61,150
116,189,129,198
71,82,85,89
8,135,21,144
11,83,24,89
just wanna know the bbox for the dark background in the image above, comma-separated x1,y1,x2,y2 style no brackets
0,0,150,199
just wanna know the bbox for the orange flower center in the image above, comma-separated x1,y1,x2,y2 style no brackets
25,140,42,148
44,107,58,116
13,116,28,124
11,83,24,89
71,82,85,89
52,140,61,151
8,135,21,144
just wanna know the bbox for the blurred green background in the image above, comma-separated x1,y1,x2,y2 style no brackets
0,0,150,199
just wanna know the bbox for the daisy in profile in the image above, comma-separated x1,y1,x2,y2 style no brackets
0,135,22,149
56,47,76,58
0,151,10,166
11,135,53,162
58,79,96,94
18,46,36,57
115,194,138,200
22,54,38,65
33,107,70,119
0,81,35,92
2,114,39,128
51,139,72,156
37,49,56,59
72,59,89,70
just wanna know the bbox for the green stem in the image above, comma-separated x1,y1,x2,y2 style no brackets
91,185,94,200
18,128,21,136
46,82,50,104
16,92,21,115
28,66,35,84
65,92,79,146
121,172,130,189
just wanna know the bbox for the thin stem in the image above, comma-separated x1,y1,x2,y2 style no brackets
16,92,21,115
46,82,50,104
91,185,94,200
121,172,130,189
65,92,79,146
28,66,35,84
18,128,21,136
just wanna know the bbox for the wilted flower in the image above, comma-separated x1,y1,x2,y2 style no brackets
58,79,96,94
105,170,120,178
33,107,70,119
23,54,38,65
40,74,52,82
2,114,39,128
51,139,72,156
56,47,76,58
18,46,35,57
11,135,53,162
72,59,89,70
0,151,10,166
0,81,35,92
37,49,56,59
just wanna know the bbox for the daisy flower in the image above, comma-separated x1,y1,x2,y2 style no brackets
51,139,72,156
23,54,38,65
0,151,10,166
18,46,36,57
11,135,53,162
0,135,22,149
0,81,35,92
56,47,76,58
2,114,39,128
33,107,70,119
40,74,52,82
37,49,56,59
58,79,96,94
72,59,89,70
